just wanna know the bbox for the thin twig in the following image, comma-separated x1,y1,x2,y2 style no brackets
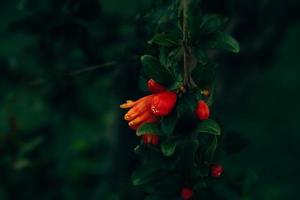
26,61,119,86
68,61,118,76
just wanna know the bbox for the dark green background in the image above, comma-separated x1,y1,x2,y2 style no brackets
0,0,299,199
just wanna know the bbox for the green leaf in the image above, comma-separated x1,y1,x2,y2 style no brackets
159,47,183,69
149,33,179,47
136,123,162,136
200,14,228,34
161,138,177,157
195,49,209,66
205,135,218,161
161,111,177,136
157,22,182,37
141,55,174,85
196,119,221,136
132,164,163,186
209,32,240,53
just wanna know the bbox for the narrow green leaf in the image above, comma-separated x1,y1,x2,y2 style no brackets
157,22,182,38
209,32,240,53
136,123,162,136
141,55,174,85
200,14,228,34
195,49,209,66
161,139,177,157
196,119,221,136
149,33,179,47
205,135,218,161
161,111,177,136
132,165,162,186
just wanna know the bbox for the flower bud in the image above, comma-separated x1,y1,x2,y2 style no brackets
211,164,224,177
147,79,166,93
195,100,210,120
181,187,193,200
142,134,159,145
201,89,210,97
151,91,177,116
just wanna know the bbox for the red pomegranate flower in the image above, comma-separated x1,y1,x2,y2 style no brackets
120,91,177,130
151,91,177,116
147,79,166,93
120,95,158,130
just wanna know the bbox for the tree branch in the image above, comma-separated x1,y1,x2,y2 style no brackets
182,0,197,89
182,0,189,87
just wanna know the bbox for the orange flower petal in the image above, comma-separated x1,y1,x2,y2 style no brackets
124,101,148,121
128,110,153,127
120,100,136,109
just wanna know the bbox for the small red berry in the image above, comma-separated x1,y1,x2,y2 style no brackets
151,91,177,116
147,79,166,93
211,164,224,177
195,100,210,120
142,134,159,145
181,187,193,200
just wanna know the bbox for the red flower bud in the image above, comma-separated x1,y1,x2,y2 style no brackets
211,164,224,177
195,100,210,120
142,134,159,145
147,79,166,93
151,91,177,116
181,187,193,200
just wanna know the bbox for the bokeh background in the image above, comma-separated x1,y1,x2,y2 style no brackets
0,0,299,199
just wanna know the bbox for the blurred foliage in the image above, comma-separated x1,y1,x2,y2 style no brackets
0,0,299,199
